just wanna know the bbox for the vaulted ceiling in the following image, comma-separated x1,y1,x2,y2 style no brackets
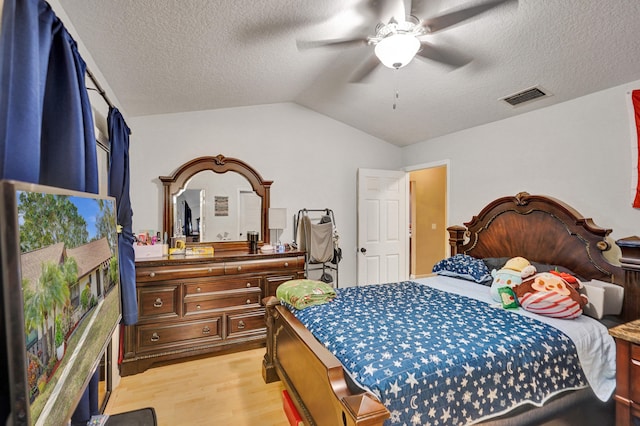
57,0,640,146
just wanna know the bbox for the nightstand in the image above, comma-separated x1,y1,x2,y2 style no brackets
610,320,640,426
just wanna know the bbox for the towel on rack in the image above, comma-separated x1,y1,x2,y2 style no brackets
296,215,311,252
297,215,334,263
309,222,333,263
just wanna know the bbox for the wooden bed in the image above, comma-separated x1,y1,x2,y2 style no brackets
262,192,640,425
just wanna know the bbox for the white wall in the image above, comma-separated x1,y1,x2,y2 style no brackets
402,80,640,253
128,102,403,285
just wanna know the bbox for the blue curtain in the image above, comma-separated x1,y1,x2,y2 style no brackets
0,0,98,192
0,1,101,423
108,107,138,325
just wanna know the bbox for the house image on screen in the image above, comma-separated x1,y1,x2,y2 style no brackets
20,237,115,400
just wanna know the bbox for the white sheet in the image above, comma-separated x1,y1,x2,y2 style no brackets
412,275,617,402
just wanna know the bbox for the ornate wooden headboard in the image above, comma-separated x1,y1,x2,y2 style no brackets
447,192,640,320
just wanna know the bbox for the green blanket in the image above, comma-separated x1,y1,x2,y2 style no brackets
276,279,336,310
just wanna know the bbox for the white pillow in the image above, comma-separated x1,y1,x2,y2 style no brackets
581,285,605,319
581,280,624,319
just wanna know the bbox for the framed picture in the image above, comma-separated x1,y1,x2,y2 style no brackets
214,196,229,216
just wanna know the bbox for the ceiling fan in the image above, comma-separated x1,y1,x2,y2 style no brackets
297,0,518,82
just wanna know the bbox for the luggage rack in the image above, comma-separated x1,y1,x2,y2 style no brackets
294,208,341,288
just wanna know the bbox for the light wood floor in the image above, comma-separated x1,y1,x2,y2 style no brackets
105,348,288,425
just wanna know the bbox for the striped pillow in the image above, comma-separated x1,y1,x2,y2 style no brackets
513,272,585,319
518,291,583,319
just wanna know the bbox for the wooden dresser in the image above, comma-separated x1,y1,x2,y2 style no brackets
609,319,640,426
120,250,305,376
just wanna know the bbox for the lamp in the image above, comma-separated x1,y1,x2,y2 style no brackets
374,33,420,69
268,208,287,252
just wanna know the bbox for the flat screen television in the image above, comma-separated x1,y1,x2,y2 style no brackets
0,180,121,425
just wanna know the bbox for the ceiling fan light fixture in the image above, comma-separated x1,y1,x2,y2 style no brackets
374,33,420,69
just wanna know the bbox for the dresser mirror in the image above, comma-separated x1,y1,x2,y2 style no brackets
160,155,272,250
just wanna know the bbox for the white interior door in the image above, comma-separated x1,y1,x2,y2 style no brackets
357,168,408,285
239,190,261,240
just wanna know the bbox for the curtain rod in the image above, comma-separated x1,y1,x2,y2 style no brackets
86,67,114,110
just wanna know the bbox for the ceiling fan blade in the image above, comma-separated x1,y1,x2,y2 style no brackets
421,0,517,33
409,0,444,18
365,0,406,24
296,37,368,51
349,54,381,83
238,5,352,42
239,17,325,40
415,41,472,68
401,0,414,19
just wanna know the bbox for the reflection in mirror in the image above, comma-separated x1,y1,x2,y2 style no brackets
175,188,203,242
160,155,273,249
173,171,262,242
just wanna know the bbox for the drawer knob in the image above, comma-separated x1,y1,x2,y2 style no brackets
202,326,211,334
238,320,246,329
246,299,251,304
208,267,213,273
246,282,251,288
237,266,242,271
149,272,156,278
284,262,289,267
196,287,201,293
153,298,163,308
150,332,160,342
196,304,201,310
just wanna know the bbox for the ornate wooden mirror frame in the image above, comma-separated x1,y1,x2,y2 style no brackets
160,154,272,251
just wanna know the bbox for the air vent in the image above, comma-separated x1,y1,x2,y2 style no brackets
501,86,549,106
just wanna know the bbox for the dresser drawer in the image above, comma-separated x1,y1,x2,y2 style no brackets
227,310,266,339
136,263,225,282
138,286,180,321
136,318,222,352
630,343,640,402
184,289,261,315
224,256,304,275
184,277,261,295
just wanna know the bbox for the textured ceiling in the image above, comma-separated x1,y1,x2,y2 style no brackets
57,0,640,147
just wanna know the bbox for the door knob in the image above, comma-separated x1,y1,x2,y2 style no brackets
360,247,366,254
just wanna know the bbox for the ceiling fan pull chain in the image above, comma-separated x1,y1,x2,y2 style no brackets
392,69,400,110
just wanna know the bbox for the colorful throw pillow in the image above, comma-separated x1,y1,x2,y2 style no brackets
512,272,588,319
276,279,336,310
432,254,492,284
489,256,537,302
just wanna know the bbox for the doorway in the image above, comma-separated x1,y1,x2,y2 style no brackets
408,163,448,278
355,163,448,284
239,190,261,241
356,168,408,285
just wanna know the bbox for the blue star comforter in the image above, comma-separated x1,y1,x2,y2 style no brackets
289,278,616,425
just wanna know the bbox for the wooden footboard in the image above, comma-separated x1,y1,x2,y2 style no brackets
262,296,389,426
